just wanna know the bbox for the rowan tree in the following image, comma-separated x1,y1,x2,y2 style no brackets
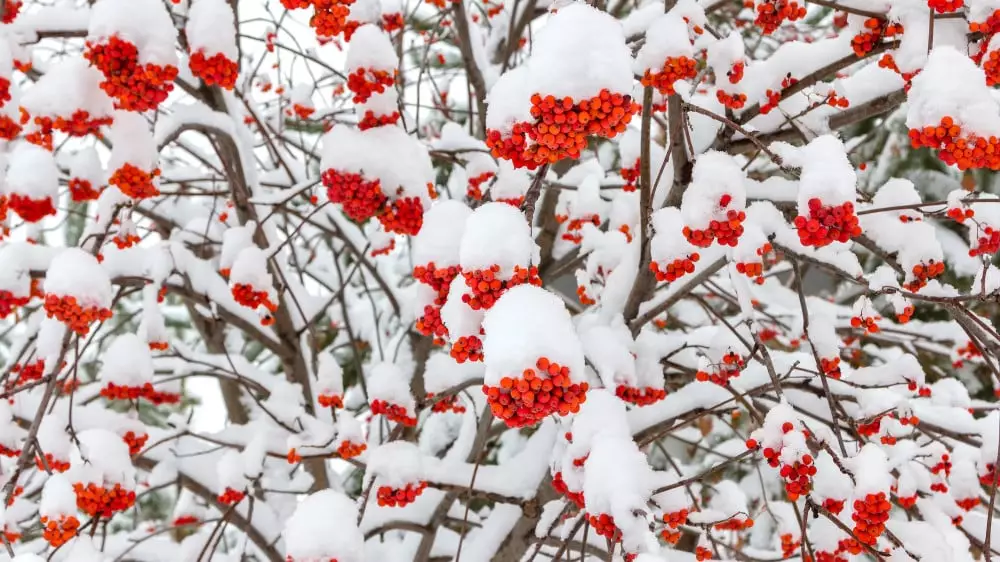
0,0,999,560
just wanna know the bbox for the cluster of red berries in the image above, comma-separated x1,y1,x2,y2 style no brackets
358,109,401,130
904,261,945,291
761,74,797,115
122,430,148,456
44,294,113,336
650,252,700,283
41,515,79,548
823,498,845,515
68,178,102,202
615,384,666,406
318,393,344,409
576,284,596,306
189,51,239,90
559,214,601,244
378,197,424,236
486,90,638,170
851,18,902,57
970,225,1000,256
338,439,366,459
347,68,396,104
781,534,801,558
660,509,689,544
414,262,461,343
588,513,622,542
310,0,355,38
826,93,850,109
112,232,141,250
218,487,246,505
981,463,998,486
956,496,980,511
85,37,178,112
793,198,861,248
849,313,880,334
370,398,417,426
552,470,585,508
970,10,1000,35
909,116,1000,171
231,283,279,317
7,193,56,223
24,111,113,151
376,481,427,507
483,357,589,427
877,54,918,87
451,335,483,363
323,169,387,223
35,452,71,473
173,515,200,527
641,56,698,96
820,356,842,379
467,171,494,200
928,0,962,13
109,163,161,200
754,0,806,34
100,381,181,405
462,265,541,310
851,492,890,545
74,482,136,518
714,515,754,531
427,392,466,413
696,352,745,385
619,158,640,192
0,290,29,320
717,90,747,110
694,546,713,561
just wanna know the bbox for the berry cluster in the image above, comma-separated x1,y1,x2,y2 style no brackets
467,171,494,200
376,481,427,507
462,265,541,311
486,89,638,170
24,111,113,151
189,51,239,90
310,0,355,38
970,225,1000,256
218,487,246,505
849,312,880,334
576,284,596,305
7,193,56,223
641,56,698,96
414,262,461,343
41,515,79,548
696,352,745,385
905,261,945,291
84,37,178,112
714,515,754,531
427,393,466,414
793,198,861,247
695,546,713,561
122,430,148,456
851,492,890,545
820,356,842,379
619,158,640,191
378,196,424,235
717,90,747,109
358,109,401,130
100,381,180,404
615,384,667,406
970,10,1000,35
44,294,113,336
908,116,1000,171
781,534,801,558
112,231,141,250
483,357,589,428
823,498,845,515
588,513,622,542
559,215,601,244
851,18,902,57
35,452,71,473
109,163,161,200
451,334,483,363
649,252,700,282
68,178,102,202
370,398,418,426
231,283,279,320
928,0,962,13
761,74,797,115
754,0,806,34
552,470,585,508
0,290,29,320
347,68,396,104
660,509,689,544
323,169,387,223
74,482,136,518
337,439,366,459
956,496,980,511
318,392,344,409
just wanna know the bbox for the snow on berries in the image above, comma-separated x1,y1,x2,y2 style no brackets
315,350,344,409
321,124,434,235
649,207,702,283
774,135,862,248
345,25,397,104
707,32,747,109
618,128,666,192
67,148,106,203
5,143,58,223
458,202,539,312
489,160,532,206
680,152,747,248
556,176,607,246
97,333,162,403
485,4,637,169
580,322,664,406
40,474,80,548
283,490,364,562
367,441,427,508
43,248,113,336
229,246,279,325
481,285,587,427
907,46,1000,171
218,220,255,278
85,0,179,111
107,112,161,199
21,57,114,150
848,444,893,545
412,200,471,343
635,11,699,96
424,351,481,414
186,0,239,90
68,429,137,519
367,362,418,426
746,402,816,501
